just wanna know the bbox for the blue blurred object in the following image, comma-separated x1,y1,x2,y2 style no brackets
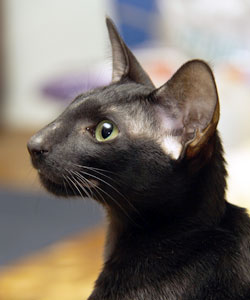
0,187,103,265
114,0,159,47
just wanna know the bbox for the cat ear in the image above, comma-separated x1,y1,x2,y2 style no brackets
154,60,219,159
106,17,154,88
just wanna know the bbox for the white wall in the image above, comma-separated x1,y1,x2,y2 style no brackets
3,0,113,129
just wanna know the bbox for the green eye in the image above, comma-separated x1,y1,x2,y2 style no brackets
95,120,119,142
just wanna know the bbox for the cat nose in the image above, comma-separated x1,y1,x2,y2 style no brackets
27,135,49,158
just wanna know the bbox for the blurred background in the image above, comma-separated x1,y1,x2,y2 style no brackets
0,0,250,299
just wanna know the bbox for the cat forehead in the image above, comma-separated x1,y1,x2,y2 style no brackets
68,82,152,111
62,82,156,135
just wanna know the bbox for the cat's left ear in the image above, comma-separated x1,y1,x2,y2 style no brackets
153,60,219,160
106,17,154,88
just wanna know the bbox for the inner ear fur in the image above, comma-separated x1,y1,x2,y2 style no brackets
154,60,219,159
106,17,154,88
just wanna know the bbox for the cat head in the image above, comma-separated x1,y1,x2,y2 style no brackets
27,18,220,222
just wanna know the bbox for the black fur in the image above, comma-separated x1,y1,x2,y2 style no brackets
28,18,250,299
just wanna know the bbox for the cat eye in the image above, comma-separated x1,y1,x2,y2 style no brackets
94,120,119,142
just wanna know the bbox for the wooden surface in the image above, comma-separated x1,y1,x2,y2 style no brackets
0,228,105,300
0,129,39,189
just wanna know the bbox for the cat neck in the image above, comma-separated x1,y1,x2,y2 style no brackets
104,133,227,261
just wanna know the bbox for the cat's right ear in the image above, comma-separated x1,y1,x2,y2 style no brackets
106,17,154,88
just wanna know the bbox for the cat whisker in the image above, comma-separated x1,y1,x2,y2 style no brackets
73,171,109,207
74,177,93,200
62,161,142,225
73,170,98,198
62,174,69,197
63,167,99,201
69,170,94,200
63,174,78,198
75,170,141,226
71,162,115,174
65,172,87,200
70,161,129,192
72,169,130,219
100,188,140,227
77,170,126,201
90,180,137,225
65,169,93,200
85,168,121,186
77,169,143,219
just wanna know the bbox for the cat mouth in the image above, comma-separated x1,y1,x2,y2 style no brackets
38,169,98,187
38,169,99,197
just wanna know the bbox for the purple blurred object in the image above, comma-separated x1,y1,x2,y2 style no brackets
41,67,111,102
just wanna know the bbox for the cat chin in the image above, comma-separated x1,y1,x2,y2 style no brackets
39,173,74,197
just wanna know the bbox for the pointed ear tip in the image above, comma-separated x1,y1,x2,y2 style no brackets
105,16,111,24
105,16,111,27
185,59,214,73
105,16,115,29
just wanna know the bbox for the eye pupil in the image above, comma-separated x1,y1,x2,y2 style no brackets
101,122,113,139
94,120,118,142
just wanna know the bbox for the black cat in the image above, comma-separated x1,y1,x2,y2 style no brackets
27,18,250,299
